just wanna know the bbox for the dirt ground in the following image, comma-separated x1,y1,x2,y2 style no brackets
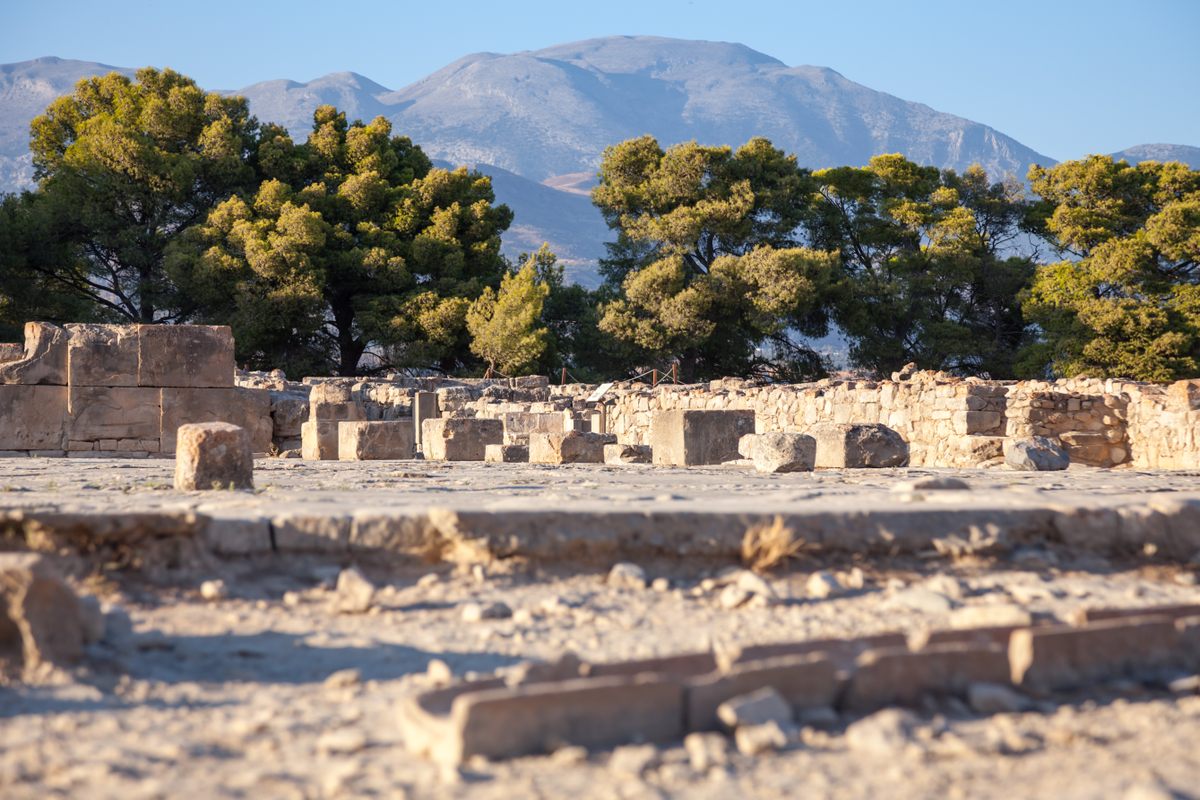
2,458,1200,799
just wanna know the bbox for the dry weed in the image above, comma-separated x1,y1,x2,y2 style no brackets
741,516,812,573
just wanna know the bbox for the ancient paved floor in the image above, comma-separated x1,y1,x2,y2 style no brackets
2,458,1200,798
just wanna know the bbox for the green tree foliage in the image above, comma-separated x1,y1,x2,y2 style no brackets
167,105,513,375
1022,156,1200,380
25,68,259,322
592,136,836,380
467,252,550,374
806,155,1036,377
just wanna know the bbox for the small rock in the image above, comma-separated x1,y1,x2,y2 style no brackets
967,682,1030,714
718,584,753,610
607,562,648,590
806,571,842,599
1167,674,1200,694
417,573,440,589
551,745,589,765
282,590,302,607
684,732,730,771
949,604,1032,629
891,476,970,493
734,720,790,755
734,570,777,600
888,586,954,614
199,579,227,601
716,687,793,730
426,659,453,685
608,743,659,776
845,709,921,755
462,601,512,622
651,577,671,592
512,608,535,625
317,728,367,755
750,432,816,474
922,574,964,600
323,668,361,689
841,567,866,590
333,567,375,614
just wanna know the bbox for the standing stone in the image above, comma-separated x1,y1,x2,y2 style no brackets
0,322,68,385
174,422,254,490
301,420,339,460
338,420,415,460
529,431,615,464
421,417,503,461
650,409,756,466
413,391,439,452
749,432,816,473
812,423,908,468
1003,437,1070,471
137,324,235,388
0,552,87,679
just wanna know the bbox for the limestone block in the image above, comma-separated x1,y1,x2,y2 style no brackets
160,387,272,454
1167,380,1200,411
604,443,652,464
651,409,755,466
812,423,908,469
0,385,68,450
422,417,503,461
308,382,365,422
500,412,563,444
137,324,234,388
173,422,253,490
0,322,68,385
529,431,615,464
413,391,439,449
1059,431,1117,467
338,420,415,460
65,323,139,387
269,391,309,440
67,386,160,443
748,432,816,474
1004,436,1069,471
0,552,86,679
1009,616,1181,691
485,443,529,463
301,420,339,460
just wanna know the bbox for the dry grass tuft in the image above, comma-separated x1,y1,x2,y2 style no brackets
741,516,812,573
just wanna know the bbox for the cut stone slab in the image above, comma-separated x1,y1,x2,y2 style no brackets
308,382,365,422
812,423,908,468
1004,436,1070,471
748,432,816,473
841,643,1011,711
67,386,161,443
485,443,529,463
137,324,235,388
1009,616,1181,691
422,418,503,461
604,443,651,464
529,431,616,464
0,385,68,450
65,323,139,387
301,420,339,461
0,552,87,680
500,411,564,444
338,420,415,460
174,422,253,491
0,322,68,385
160,387,273,454
651,409,756,466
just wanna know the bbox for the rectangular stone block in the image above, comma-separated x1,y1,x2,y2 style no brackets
529,431,615,464
137,324,234,388
65,323,139,386
842,643,1011,711
650,409,755,466
0,385,67,449
604,443,651,464
67,386,160,442
485,443,529,463
160,387,273,454
812,423,908,468
1009,616,1182,691
685,654,838,731
500,412,563,444
421,417,502,461
454,676,685,763
301,419,339,460
338,420,415,460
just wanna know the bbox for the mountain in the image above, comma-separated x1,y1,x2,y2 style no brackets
0,57,134,189
1112,143,1200,170
1,39,1193,283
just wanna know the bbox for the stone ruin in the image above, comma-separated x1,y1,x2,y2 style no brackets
4,321,1200,471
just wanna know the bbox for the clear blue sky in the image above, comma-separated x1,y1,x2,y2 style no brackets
2,0,1196,160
